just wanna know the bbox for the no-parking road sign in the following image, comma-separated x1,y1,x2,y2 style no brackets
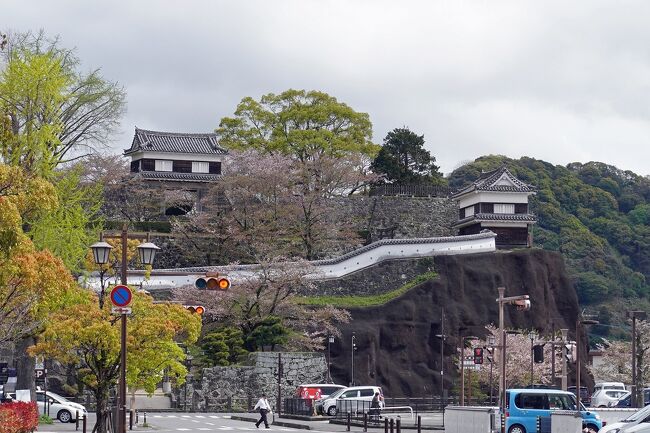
110,285,132,308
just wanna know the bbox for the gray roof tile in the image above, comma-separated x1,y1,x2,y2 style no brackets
124,128,227,155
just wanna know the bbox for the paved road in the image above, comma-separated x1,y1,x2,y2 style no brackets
35,412,443,433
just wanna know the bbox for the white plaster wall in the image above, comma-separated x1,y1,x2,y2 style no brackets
458,191,532,209
81,232,497,290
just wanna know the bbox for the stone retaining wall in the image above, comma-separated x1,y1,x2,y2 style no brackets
178,352,327,411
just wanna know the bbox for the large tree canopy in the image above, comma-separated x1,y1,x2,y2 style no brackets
216,89,378,161
371,127,444,184
1,31,126,172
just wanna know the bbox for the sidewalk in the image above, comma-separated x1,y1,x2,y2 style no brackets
232,412,444,431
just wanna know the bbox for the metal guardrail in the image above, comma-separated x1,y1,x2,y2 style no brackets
283,398,314,416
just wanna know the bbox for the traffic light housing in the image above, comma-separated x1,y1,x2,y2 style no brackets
184,305,205,315
533,344,544,363
473,347,484,364
195,272,230,291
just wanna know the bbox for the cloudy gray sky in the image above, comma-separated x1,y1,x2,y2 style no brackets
5,0,650,175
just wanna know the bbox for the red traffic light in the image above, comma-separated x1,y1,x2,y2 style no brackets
473,347,484,364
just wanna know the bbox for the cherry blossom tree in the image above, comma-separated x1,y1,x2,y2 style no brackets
172,258,350,351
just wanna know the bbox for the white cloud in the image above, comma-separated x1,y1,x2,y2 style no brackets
4,0,650,175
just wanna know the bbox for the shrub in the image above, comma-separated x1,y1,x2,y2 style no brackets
0,401,39,433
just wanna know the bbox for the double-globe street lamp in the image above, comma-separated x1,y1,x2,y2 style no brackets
90,224,160,433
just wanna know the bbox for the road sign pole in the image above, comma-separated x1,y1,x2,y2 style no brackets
119,312,127,433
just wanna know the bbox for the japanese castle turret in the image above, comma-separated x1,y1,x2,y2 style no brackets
452,166,537,248
124,128,228,215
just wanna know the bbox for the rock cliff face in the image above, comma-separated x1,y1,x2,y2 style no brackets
328,249,588,397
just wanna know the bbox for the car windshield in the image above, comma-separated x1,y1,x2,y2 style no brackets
622,404,650,422
327,389,346,399
44,392,71,403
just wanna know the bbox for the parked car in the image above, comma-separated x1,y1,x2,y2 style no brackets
316,385,384,416
594,382,627,393
568,386,592,406
600,402,650,432
592,389,630,407
615,389,650,408
505,388,602,433
295,384,345,400
9,390,87,423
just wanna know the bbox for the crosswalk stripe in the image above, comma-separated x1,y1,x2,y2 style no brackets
210,415,220,418
176,429,190,431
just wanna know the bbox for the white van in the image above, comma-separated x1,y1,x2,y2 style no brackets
594,382,626,393
316,385,384,416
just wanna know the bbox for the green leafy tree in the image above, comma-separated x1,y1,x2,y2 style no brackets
371,127,444,184
216,89,377,161
245,316,289,352
201,327,248,366
0,48,70,175
27,165,103,272
31,291,201,433
1,31,126,168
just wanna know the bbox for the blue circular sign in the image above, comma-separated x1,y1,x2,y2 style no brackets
110,285,132,307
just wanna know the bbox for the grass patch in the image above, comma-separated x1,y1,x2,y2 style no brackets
300,271,438,308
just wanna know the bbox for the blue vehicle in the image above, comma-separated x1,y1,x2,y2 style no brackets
506,389,602,433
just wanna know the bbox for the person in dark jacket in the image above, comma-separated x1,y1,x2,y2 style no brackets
369,392,381,419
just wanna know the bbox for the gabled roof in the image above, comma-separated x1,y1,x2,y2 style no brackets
452,166,535,198
136,171,221,183
124,128,228,155
454,212,537,227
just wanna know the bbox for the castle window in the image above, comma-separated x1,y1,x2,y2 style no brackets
192,161,210,173
155,160,173,172
464,205,475,218
494,203,515,214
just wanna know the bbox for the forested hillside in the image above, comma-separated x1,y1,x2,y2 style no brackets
448,156,650,331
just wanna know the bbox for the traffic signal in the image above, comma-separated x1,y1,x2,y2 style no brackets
194,272,230,291
533,344,544,363
473,347,484,364
184,305,205,315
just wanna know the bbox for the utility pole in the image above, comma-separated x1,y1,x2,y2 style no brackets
440,307,445,405
561,329,568,391
277,353,283,414
351,333,356,386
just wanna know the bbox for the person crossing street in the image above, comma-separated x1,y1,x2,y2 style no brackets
254,393,272,428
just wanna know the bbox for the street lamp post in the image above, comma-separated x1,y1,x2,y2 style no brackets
529,330,537,386
497,287,531,433
487,335,497,405
90,223,160,433
351,333,356,386
575,317,599,408
560,329,568,391
628,311,647,407
327,335,334,383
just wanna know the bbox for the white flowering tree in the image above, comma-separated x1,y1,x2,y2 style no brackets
457,325,556,397
589,320,650,386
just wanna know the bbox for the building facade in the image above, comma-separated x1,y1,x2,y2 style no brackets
452,166,537,248
124,128,227,215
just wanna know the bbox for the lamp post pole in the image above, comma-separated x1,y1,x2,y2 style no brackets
529,331,537,386
440,307,445,406
460,328,465,406
90,224,160,433
576,317,598,408
561,329,568,391
496,287,531,433
487,336,496,405
351,333,356,386
628,311,647,407
327,335,334,383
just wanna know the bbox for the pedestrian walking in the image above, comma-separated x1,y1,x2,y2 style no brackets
369,391,381,419
254,393,272,428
